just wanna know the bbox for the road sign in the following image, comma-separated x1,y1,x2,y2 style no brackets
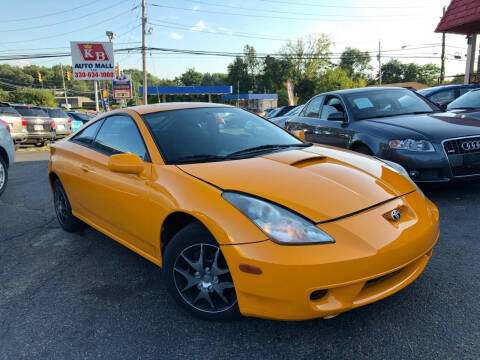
101,88,110,112
70,41,115,80
113,74,133,99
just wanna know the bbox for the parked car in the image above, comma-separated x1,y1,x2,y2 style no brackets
49,102,439,321
67,111,95,132
11,104,52,147
446,88,480,115
0,102,27,149
0,117,15,196
418,84,480,108
287,87,480,182
265,105,297,119
273,104,305,128
40,107,72,140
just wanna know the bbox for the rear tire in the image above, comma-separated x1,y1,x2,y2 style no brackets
354,145,373,156
163,222,241,321
0,155,8,197
53,179,84,232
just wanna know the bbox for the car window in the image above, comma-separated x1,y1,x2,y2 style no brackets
284,105,304,117
71,120,104,145
303,96,324,118
320,97,346,119
430,89,456,104
142,107,303,164
447,89,480,110
45,109,69,118
0,106,20,116
14,107,48,117
92,115,148,160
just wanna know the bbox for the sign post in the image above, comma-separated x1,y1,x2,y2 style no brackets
70,41,115,112
113,74,133,104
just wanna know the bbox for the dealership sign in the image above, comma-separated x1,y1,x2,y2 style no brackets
70,41,115,80
112,74,133,99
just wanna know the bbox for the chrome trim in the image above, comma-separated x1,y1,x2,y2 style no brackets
441,135,480,178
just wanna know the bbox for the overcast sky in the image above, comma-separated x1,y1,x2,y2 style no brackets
1,0,469,80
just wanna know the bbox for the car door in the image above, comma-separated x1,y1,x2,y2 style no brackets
77,114,156,256
287,95,324,142
315,95,354,148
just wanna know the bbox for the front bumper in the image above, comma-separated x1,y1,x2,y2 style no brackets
221,192,439,320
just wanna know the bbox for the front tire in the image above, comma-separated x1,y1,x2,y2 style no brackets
0,155,8,196
53,179,83,232
163,222,241,321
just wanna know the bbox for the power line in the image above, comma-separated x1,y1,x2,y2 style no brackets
254,0,438,9
150,4,424,21
0,0,133,33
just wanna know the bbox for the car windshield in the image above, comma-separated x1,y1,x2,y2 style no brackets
447,90,480,110
70,112,93,121
46,109,69,118
265,108,281,118
344,89,435,120
284,105,304,116
142,107,306,164
15,107,49,117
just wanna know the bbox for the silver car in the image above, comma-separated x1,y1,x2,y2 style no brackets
0,117,15,196
0,102,27,149
40,107,72,140
12,104,52,147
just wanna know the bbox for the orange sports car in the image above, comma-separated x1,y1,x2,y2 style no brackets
48,103,439,321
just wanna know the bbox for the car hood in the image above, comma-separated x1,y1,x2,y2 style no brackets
178,146,416,223
363,113,480,141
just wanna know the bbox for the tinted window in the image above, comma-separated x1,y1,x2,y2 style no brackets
458,88,472,96
303,96,323,118
429,89,456,104
284,105,304,116
320,97,346,119
142,107,302,164
45,109,68,118
72,120,104,145
447,90,480,110
0,106,20,116
14,107,48,117
345,89,434,120
93,116,147,160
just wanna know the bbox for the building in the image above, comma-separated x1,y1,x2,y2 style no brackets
56,96,94,109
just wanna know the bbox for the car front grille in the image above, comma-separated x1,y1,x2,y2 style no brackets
443,136,480,155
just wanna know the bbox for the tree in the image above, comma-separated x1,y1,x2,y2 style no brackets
243,45,260,90
179,67,203,86
259,56,293,93
339,47,372,80
380,60,440,86
8,89,56,106
227,57,250,93
315,68,366,95
201,73,228,86
280,33,332,84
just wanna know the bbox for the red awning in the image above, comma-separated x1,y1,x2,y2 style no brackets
435,0,480,35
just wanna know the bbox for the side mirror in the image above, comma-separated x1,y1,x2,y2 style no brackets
108,153,144,174
327,112,346,121
292,130,305,141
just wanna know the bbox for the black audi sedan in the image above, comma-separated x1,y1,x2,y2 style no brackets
286,87,480,182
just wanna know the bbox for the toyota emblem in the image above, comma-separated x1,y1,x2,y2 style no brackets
390,209,401,221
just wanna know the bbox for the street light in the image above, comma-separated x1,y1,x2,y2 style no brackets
106,31,117,42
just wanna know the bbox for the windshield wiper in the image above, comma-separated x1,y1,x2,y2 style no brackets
227,143,311,157
364,111,433,120
174,154,228,164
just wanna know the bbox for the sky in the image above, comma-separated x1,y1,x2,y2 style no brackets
0,0,470,81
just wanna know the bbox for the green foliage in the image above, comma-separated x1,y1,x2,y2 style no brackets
179,67,203,86
0,89,9,102
339,47,372,80
379,60,440,87
8,89,56,106
201,73,228,86
228,57,250,93
316,68,366,95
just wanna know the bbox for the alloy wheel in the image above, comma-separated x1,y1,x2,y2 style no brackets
173,243,237,313
54,186,69,226
0,161,4,190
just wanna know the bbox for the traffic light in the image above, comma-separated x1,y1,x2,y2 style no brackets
36,72,42,83
115,64,120,77
65,71,71,81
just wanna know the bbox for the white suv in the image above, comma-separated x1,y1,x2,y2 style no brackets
0,118,15,196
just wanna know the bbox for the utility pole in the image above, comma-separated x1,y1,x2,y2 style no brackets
236,79,239,107
142,0,148,105
60,63,69,109
440,6,446,83
378,40,382,86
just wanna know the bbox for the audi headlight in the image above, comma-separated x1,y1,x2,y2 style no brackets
389,139,435,152
380,159,426,200
222,192,334,245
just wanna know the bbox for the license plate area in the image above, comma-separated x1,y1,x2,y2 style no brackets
464,153,480,166
34,125,44,131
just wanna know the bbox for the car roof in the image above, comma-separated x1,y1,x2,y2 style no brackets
127,102,233,115
316,86,408,97
419,84,480,95
11,103,41,108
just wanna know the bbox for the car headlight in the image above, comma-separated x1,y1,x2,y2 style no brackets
222,192,334,245
389,139,435,152
380,159,426,200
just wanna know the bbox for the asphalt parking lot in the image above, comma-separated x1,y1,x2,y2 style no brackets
0,150,479,360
